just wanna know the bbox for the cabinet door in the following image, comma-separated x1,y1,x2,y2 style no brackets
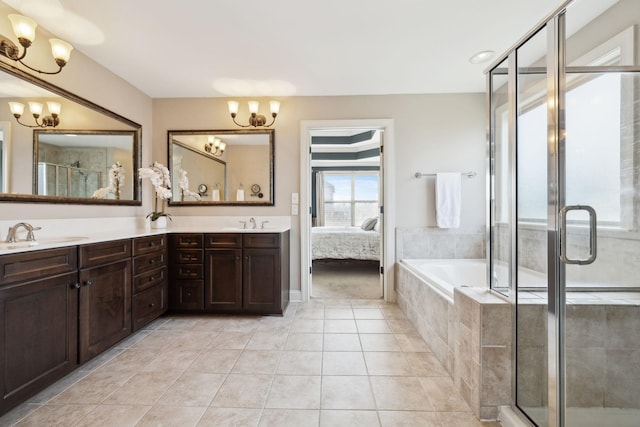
243,248,280,314
169,280,204,311
79,259,131,364
0,272,78,414
205,249,242,312
132,283,168,332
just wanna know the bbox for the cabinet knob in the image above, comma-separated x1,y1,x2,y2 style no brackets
149,242,155,247
149,276,155,282
70,283,80,289
84,280,93,286
149,303,155,308
150,259,156,264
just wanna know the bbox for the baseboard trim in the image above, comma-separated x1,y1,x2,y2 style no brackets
289,290,302,302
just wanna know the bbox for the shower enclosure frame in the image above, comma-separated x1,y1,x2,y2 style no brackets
487,1,640,426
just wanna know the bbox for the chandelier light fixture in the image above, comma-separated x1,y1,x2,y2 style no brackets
205,136,226,156
8,101,61,128
227,100,280,127
0,14,73,75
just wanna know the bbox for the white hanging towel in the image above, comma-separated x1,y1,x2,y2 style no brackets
236,189,245,201
436,173,461,228
211,189,220,201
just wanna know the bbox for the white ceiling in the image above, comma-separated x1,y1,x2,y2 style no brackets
3,0,575,98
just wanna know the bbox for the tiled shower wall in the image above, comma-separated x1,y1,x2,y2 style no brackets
396,226,485,260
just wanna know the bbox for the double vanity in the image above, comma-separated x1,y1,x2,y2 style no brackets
0,218,290,415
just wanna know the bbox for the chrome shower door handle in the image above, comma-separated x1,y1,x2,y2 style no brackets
559,205,597,265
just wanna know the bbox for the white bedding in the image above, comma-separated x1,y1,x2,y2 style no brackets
312,226,380,260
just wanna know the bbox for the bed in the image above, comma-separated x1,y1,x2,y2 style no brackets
311,226,380,260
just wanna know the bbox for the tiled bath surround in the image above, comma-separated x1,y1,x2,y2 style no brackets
396,227,485,260
395,264,511,420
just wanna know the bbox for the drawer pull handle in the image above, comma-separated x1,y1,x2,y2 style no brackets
84,280,93,286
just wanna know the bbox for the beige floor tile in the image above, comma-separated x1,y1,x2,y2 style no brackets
321,376,377,410
360,334,401,351
134,330,216,350
73,404,150,427
295,307,325,319
419,377,471,411
322,351,368,375
285,333,323,351
356,319,393,334
320,410,380,427
353,308,385,319
157,373,226,406
136,405,206,427
49,369,134,405
351,299,384,308
224,318,262,333
208,331,253,349
197,407,261,426
266,375,321,409
277,351,322,375
232,350,282,374
323,333,362,351
370,377,434,411
142,348,202,373
0,402,41,426
291,319,324,333
15,404,96,427
395,333,432,352
325,319,358,333
103,371,180,406
381,306,407,319
364,352,416,376
98,347,161,373
27,369,91,404
211,374,273,408
438,411,501,426
258,409,320,427
324,308,354,319
254,321,292,333
387,318,418,334
246,331,289,350
405,352,449,376
188,348,241,374
378,410,440,427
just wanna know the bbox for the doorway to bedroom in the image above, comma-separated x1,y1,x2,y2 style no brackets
309,128,383,300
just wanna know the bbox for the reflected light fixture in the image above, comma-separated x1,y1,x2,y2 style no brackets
8,101,61,128
205,136,226,157
227,100,280,127
469,50,495,64
0,14,73,75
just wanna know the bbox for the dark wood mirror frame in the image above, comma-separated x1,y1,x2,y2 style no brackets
0,61,142,205
168,129,274,206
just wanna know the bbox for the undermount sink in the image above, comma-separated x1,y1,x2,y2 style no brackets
0,236,89,250
221,227,274,232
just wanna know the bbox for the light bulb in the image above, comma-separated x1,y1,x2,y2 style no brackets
269,100,280,115
28,101,43,116
8,102,24,116
49,38,73,64
47,101,61,116
227,100,239,115
8,14,37,43
248,101,259,114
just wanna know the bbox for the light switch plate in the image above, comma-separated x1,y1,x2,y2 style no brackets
291,204,299,215
291,192,299,204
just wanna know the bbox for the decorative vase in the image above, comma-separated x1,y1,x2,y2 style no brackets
150,216,167,229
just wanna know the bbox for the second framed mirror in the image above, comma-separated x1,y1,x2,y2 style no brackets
168,129,274,206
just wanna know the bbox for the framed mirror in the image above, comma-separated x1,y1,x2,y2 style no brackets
168,129,274,206
0,61,141,205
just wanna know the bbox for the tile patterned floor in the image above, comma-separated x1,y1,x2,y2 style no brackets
0,299,501,427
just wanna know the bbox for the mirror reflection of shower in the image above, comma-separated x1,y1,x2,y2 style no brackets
37,160,104,198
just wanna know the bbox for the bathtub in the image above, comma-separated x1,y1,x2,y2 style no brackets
400,258,487,302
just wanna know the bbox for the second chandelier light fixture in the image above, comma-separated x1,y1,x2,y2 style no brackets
8,100,61,128
227,100,280,128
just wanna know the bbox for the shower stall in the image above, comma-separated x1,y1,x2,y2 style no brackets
37,162,104,198
487,1,640,426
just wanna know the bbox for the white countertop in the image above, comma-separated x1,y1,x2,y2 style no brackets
0,216,291,255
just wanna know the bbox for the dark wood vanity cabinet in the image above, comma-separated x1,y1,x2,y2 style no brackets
78,239,132,364
0,248,78,415
169,234,204,311
201,231,290,315
132,235,168,331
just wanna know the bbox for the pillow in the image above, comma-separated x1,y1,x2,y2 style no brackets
373,219,380,232
361,217,378,231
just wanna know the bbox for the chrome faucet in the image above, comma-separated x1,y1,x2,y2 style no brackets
249,217,257,229
239,220,247,229
6,222,41,243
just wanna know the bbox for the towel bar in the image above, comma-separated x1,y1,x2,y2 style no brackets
414,171,476,178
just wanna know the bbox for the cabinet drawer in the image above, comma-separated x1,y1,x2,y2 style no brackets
171,264,203,280
174,249,203,264
133,251,166,276
79,239,131,269
205,233,242,248
0,247,77,286
132,282,168,332
243,233,280,249
133,266,167,293
170,234,203,248
133,234,166,256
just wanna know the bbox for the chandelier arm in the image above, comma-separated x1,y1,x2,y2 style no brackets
232,116,252,128
17,59,63,75
15,116,44,128
263,116,277,127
